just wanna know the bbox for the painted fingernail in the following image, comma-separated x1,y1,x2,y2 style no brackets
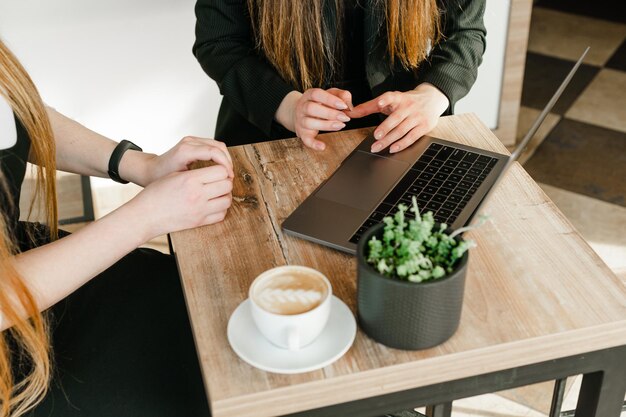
335,102,348,110
374,131,383,140
332,122,345,129
337,114,350,122
371,143,382,152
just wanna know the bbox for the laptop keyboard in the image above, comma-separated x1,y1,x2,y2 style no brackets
349,143,498,244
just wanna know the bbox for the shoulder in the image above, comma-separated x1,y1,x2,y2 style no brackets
0,93,17,151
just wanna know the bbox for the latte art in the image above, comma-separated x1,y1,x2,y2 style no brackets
252,271,329,315
259,288,322,308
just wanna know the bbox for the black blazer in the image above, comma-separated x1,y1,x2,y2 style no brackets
193,0,486,146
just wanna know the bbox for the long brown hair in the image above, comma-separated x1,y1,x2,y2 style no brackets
247,0,441,91
0,39,58,417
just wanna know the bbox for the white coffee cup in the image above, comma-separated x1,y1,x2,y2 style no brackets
249,265,332,351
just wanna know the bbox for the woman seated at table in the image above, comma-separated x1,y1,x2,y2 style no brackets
193,0,486,153
0,40,232,416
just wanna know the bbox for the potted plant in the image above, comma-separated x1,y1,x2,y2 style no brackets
357,196,475,350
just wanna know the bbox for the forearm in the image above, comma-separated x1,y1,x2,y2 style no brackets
193,0,295,136
47,107,155,186
419,0,486,111
11,201,150,316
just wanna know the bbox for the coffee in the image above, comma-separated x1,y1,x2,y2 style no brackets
252,270,329,315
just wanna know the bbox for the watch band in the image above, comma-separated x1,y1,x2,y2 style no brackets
107,139,143,184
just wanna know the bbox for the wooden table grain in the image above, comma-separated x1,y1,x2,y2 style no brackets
170,114,626,417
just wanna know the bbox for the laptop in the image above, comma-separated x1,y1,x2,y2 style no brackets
282,48,589,254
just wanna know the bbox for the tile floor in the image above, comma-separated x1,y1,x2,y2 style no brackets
522,0,626,282
27,1,626,416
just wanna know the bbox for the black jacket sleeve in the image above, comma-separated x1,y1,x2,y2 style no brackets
192,0,295,137
419,0,487,113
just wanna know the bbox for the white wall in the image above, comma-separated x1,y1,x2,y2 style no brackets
0,0,222,189
456,0,511,129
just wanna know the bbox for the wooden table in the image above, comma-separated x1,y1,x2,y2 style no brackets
170,114,626,417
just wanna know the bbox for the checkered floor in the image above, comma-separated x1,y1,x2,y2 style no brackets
517,2,626,282
521,1,626,209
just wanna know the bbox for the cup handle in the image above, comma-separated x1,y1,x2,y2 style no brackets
287,327,300,351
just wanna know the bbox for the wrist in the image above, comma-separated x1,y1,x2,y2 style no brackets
118,149,157,187
415,83,450,115
116,194,158,244
275,91,302,132
95,200,153,248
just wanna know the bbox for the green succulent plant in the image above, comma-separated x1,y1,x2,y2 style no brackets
366,196,477,283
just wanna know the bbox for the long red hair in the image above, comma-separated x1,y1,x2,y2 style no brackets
247,0,441,90
0,39,58,417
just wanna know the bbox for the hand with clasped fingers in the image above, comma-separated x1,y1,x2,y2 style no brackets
345,83,449,154
120,136,235,239
275,83,449,154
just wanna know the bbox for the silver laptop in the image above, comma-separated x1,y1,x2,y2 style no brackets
282,48,589,254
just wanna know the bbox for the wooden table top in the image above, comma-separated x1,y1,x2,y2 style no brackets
170,113,626,417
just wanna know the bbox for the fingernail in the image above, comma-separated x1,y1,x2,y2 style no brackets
337,114,350,122
371,143,382,152
374,131,383,140
378,100,385,107
390,145,399,153
332,122,345,129
335,102,348,110
316,143,325,150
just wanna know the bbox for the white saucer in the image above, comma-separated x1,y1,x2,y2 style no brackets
227,296,357,374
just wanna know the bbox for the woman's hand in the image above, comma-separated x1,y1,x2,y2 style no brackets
275,88,353,151
127,164,233,240
120,136,234,187
346,83,449,154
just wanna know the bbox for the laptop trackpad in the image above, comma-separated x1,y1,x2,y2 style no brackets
315,151,409,212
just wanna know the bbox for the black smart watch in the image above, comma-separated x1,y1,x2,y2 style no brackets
107,139,143,184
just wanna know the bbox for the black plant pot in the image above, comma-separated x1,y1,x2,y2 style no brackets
357,223,468,350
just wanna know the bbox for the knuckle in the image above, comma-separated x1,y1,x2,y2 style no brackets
224,180,234,194
387,115,401,126
382,92,395,101
408,115,421,125
215,165,229,179
310,88,323,101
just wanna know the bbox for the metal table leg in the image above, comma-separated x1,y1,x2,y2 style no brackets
549,378,567,417
425,403,452,417
574,354,626,417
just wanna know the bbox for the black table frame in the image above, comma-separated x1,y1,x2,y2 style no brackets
284,345,626,417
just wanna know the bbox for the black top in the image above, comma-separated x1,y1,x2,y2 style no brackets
332,0,380,132
193,0,487,146
0,114,30,240
335,0,367,87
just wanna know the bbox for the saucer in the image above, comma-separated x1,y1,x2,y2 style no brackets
227,296,357,374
